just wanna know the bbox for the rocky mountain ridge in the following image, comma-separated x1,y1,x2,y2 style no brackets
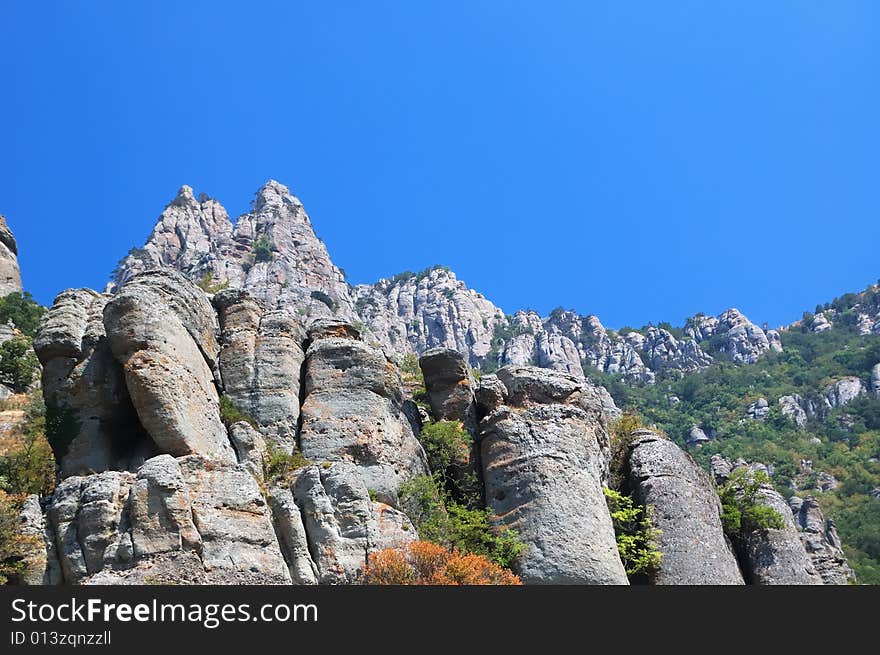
0,185,868,585
111,182,783,383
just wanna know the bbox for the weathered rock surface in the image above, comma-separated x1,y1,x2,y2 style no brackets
111,181,356,322
299,319,428,505
14,495,62,586
354,267,505,366
711,457,822,585
824,377,865,409
626,430,744,585
213,289,306,447
419,347,477,430
779,394,809,427
291,463,417,584
36,454,291,585
789,496,854,585
478,365,627,585
0,215,22,296
872,363,880,399
34,289,153,477
104,270,235,464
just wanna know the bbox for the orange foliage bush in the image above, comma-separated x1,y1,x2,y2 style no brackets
364,541,522,586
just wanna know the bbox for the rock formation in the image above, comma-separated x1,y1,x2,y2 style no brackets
298,319,429,506
626,431,744,585
0,214,22,296
788,496,854,585
710,456,822,585
477,366,628,585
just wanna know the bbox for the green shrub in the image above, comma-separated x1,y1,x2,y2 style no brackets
196,272,229,294
263,445,310,484
219,395,258,429
0,293,46,338
718,469,786,534
604,488,662,580
398,474,526,570
401,353,423,386
0,394,55,497
253,234,274,263
0,337,39,393
419,421,470,475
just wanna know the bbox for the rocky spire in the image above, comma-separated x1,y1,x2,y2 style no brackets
0,214,23,296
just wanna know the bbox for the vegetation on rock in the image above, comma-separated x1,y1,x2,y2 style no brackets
603,488,662,581
364,540,522,585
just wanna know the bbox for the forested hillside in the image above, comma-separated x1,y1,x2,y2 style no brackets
590,283,880,582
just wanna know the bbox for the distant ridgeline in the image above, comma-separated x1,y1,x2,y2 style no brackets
0,183,876,585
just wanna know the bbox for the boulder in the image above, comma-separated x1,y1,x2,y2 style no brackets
419,347,477,429
627,430,744,585
34,289,152,477
104,270,235,464
479,365,627,585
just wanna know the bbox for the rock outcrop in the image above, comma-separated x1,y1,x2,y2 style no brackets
290,462,417,584
213,289,306,449
353,267,505,366
872,363,880,399
626,430,744,585
0,215,22,296
478,366,628,585
418,347,477,431
110,181,355,322
298,319,428,505
824,377,865,409
789,496,854,585
104,270,235,464
711,457,822,585
34,289,154,477
779,394,809,427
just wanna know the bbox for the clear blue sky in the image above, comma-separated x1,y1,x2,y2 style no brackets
1,2,877,329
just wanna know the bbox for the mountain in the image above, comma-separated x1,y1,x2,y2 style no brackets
1,181,877,586
111,182,782,379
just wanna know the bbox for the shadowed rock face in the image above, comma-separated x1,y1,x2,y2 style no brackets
419,348,477,430
0,215,22,296
34,289,154,477
478,365,628,585
104,270,235,464
298,319,429,506
627,431,744,585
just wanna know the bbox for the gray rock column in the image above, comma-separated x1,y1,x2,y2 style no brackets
478,366,628,585
627,431,744,585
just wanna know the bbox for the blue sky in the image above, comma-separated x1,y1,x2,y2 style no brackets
1,2,877,329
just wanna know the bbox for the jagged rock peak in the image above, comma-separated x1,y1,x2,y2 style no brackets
110,181,354,321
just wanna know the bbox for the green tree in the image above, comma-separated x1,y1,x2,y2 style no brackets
0,292,45,338
0,337,39,392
